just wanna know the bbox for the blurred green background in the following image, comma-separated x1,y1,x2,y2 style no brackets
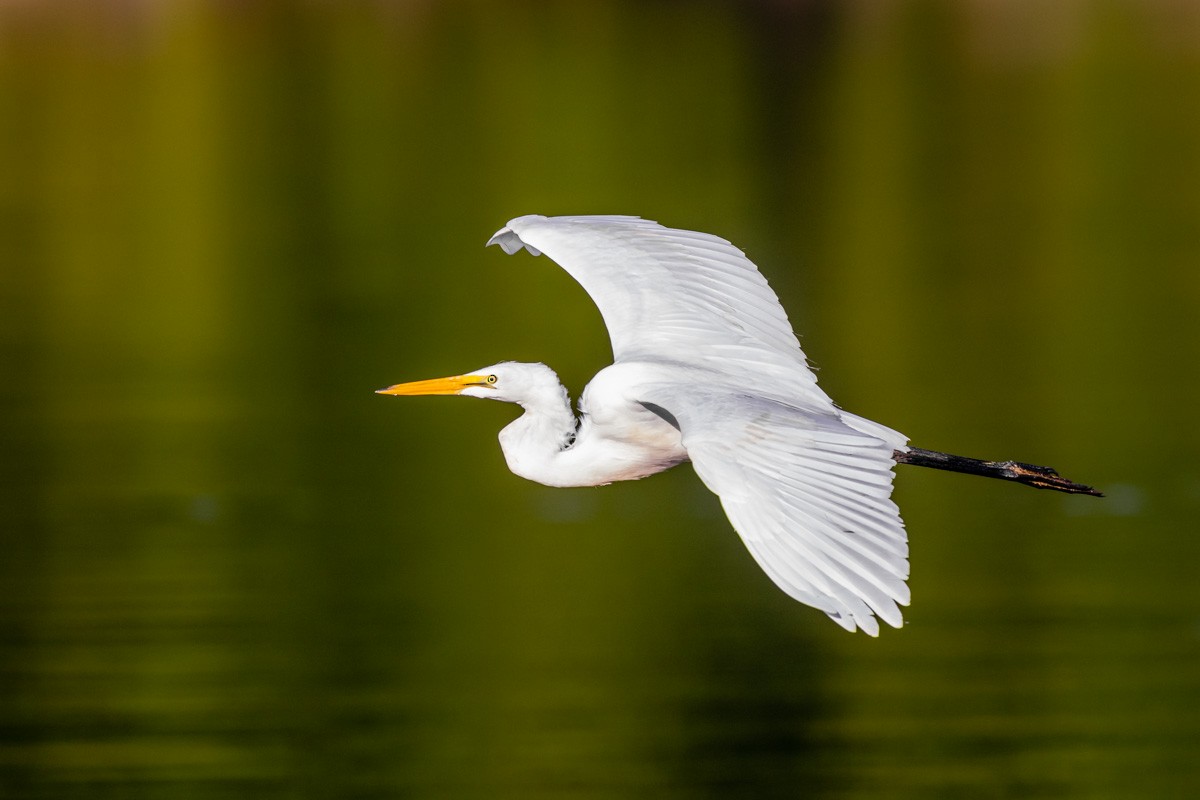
1,1,1198,797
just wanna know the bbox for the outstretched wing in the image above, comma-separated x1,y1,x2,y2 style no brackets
487,215,828,403
648,388,911,636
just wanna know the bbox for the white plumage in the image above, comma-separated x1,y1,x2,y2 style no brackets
382,215,911,635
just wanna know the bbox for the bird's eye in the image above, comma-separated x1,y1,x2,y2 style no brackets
486,374,498,385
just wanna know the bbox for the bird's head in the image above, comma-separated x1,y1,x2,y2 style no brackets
376,361,565,407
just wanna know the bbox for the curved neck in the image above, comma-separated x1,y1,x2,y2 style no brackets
497,384,581,487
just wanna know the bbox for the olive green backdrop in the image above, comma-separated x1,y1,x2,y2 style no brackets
1,1,1197,798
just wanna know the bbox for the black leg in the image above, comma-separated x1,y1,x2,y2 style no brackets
894,447,1103,496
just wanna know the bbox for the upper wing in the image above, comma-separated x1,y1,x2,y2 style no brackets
649,388,911,636
487,215,828,403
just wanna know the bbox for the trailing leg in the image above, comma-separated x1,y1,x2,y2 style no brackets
894,447,1102,496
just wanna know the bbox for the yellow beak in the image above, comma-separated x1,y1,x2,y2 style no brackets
375,374,489,396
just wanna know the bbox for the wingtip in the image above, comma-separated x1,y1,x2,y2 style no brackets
487,216,554,255
829,606,908,636
485,225,525,254
858,616,881,637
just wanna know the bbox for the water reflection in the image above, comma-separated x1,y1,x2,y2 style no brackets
2,1,1198,798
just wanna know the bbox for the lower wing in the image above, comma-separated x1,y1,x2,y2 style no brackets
650,389,910,635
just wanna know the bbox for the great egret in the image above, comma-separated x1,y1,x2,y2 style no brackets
379,215,1099,635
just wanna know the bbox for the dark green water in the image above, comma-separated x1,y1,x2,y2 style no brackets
2,2,1198,797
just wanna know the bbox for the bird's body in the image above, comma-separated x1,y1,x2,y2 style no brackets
380,215,1098,635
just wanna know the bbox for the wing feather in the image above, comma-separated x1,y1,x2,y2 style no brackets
488,214,829,404
647,389,911,635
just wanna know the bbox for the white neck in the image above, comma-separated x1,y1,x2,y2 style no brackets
496,382,582,487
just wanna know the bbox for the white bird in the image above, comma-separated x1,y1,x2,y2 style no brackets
379,215,1099,635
